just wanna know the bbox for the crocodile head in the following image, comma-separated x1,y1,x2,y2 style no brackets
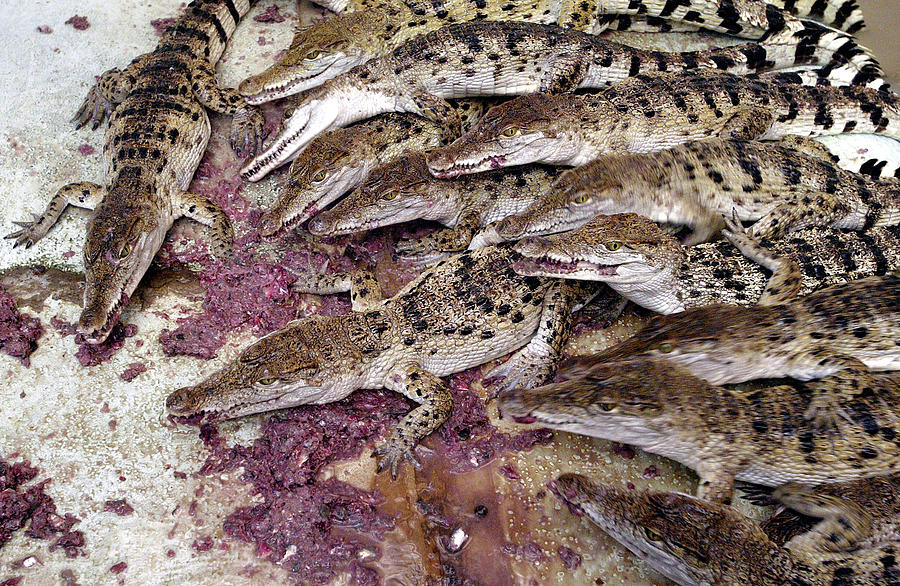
166,315,367,421
258,133,366,236
560,302,783,385
238,12,387,105
552,475,793,586
79,177,169,343
512,214,682,283
426,94,583,177
499,358,689,445
307,153,450,235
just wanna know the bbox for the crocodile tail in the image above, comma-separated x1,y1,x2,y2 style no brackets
768,0,865,33
164,0,258,63
755,15,885,90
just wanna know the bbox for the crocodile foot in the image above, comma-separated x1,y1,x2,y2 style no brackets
373,434,420,480
5,214,50,248
72,84,114,130
230,106,268,159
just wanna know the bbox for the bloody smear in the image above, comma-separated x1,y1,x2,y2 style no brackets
254,4,287,23
0,457,85,558
0,287,43,367
119,362,147,382
52,317,137,366
109,562,127,574
150,17,176,36
103,499,134,516
64,16,90,30
76,144,95,156
196,391,409,584
36,25,52,34
557,545,582,571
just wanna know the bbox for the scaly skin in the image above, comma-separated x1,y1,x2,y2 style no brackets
238,0,871,104
5,0,266,343
487,137,900,246
426,70,900,178
512,213,900,313
503,359,900,502
166,245,601,478
553,475,900,586
306,151,561,261
559,272,900,387
241,19,883,181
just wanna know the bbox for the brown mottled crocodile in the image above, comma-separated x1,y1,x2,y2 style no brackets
553,474,900,586
305,151,561,261
426,70,900,178
485,137,900,246
256,98,491,236
241,20,882,181
503,358,900,502
238,0,870,104
5,0,266,343
512,213,900,314
166,245,601,477
559,271,900,391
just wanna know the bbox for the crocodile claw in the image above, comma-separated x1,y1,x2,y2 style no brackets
72,85,114,130
5,215,48,248
230,106,268,159
373,436,420,480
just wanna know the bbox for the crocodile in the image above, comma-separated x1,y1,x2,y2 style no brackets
502,358,900,502
305,151,562,261
484,137,900,247
257,114,447,236
5,0,266,343
165,245,601,477
759,474,900,552
256,98,492,236
238,0,870,104
553,474,900,586
557,271,900,390
426,70,900,178
512,213,900,313
240,20,883,181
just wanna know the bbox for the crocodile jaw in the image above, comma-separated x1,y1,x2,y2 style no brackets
166,381,340,422
427,132,568,178
239,53,367,105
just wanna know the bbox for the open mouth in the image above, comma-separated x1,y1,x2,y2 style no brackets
79,290,130,344
430,154,507,178
167,391,291,423
513,256,619,277
241,127,306,181
242,71,323,105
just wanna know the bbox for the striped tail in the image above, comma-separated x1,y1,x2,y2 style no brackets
757,14,885,90
161,0,257,64
768,0,865,33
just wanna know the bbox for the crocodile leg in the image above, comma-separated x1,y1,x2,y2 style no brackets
72,58,145,130
290,270,384,311
410,91,461,133
486,280,591,391
720,107,776,139
778,135,840,163
796,359,893,431
540,58,587,93
750,193,852,239
190,61,267,158
772,483,874,553
722,214,802,305
375,366,453,479
395,213,482,262
175,191,234,258
695,458,743,504
6,182,104,248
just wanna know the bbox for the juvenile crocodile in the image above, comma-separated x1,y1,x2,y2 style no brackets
166,245,600,477
503,358,900,502
5,0,266,343
241,20,882,181
426,70,900,178
559,271,900,390
257,114,447,236
553,474,900,586
305,152,561,261
487,137,900,246
238,0,870,104
512,213,900,313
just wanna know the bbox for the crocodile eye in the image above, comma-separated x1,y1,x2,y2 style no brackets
119,244,131,258
500,126,519,138
658,342,674,354
645,528,664,543
311,169,328,183
599,401,615,412
605,241,622,251
573,194,590,205
306,50,321,60
383,191,398,200
258,377,278,385
282,107,295,120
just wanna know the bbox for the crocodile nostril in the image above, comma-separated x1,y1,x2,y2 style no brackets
307,216,330,235
165,387,193,413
